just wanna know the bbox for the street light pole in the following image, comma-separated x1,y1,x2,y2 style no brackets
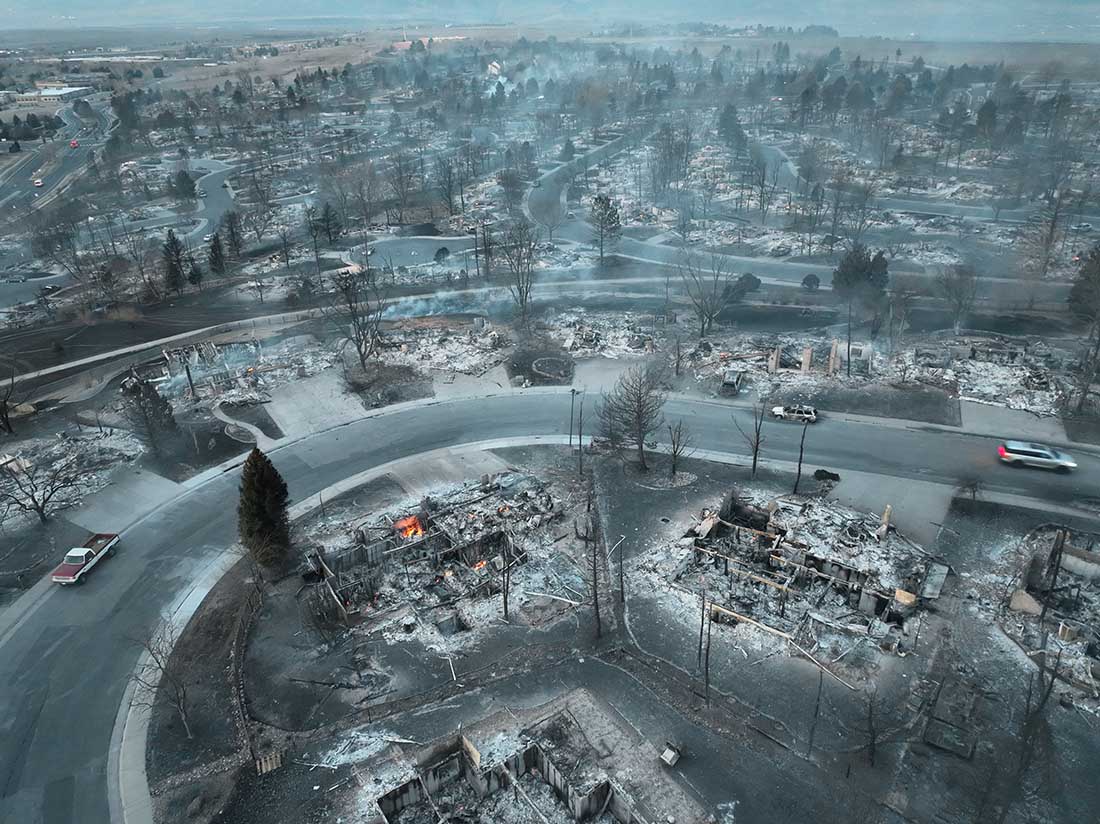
611,534,627,604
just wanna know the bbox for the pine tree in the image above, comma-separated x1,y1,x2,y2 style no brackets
224,211,243,259
187,258,204,289
590,194,621,261
174,169,196,199
208,232,226,276
832,244,888,376
319,201,342,243
162,229,185,295
122,375,178,455
238,448,291,567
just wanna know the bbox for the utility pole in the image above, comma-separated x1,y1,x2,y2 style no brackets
793,421,809,494
183,359,196,397
568,388,578,447
697,578,707,669
704,605,713,706
469,226,480,278
576,397,584,476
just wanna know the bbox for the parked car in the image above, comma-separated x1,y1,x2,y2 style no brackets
1072,222,1093,232
202,234,214,242
771,404,818,423
997,441,1077,472
32,179,43,187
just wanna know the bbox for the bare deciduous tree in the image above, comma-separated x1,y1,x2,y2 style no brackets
935,263,978,335
680,251,732,338
276,225,293,270
304,204,323,276
31,202,91,283
597,361,668,472
0,452,86,524
535,198,565,243
246,172,278,242
845,179,878,245
120,225,159,300
668,419,694,478
327,269,387,370
0,363,28,435
734,402,767,478
386,151,416,224
128,621,193,739
500,220,539,328
434,155,459,216
353,163,380,240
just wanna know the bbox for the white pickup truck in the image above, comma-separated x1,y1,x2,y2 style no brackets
50,533,119,585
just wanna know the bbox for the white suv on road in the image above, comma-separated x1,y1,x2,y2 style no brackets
771,404,818,423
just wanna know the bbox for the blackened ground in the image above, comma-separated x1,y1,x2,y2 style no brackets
347,361,434,408
1062,414,1100,446
508,342,575,386
146,559,250,789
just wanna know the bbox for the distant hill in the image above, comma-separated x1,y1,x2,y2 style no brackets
2,0,1099,41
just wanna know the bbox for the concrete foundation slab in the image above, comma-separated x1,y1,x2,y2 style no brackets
389,449,510,496
959,400,1067,443
67,467,182,534
264,370,366,441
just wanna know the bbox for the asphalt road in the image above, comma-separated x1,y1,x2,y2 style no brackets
0,390,1096,824
0,106,107,216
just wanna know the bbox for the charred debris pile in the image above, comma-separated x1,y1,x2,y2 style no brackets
657,489,949,658
1004,526,1100,697
302,474,584,643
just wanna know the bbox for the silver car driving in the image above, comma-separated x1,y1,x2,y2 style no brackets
998,441,1077,472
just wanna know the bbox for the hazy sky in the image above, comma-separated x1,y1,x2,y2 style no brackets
0,0,1098,40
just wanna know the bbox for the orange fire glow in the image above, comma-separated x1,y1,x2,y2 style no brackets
395,515,425,538
473,559,487,571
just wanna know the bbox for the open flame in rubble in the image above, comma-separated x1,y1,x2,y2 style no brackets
472,559,487,571
395,515,425,539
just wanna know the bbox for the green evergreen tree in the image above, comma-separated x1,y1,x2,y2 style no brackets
208,232,226,276
174,169,196,199
590,194,621,261
187,257,204,289
238,447,291,566
224,211,243,259
162,229,185,295
832,243,888,376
